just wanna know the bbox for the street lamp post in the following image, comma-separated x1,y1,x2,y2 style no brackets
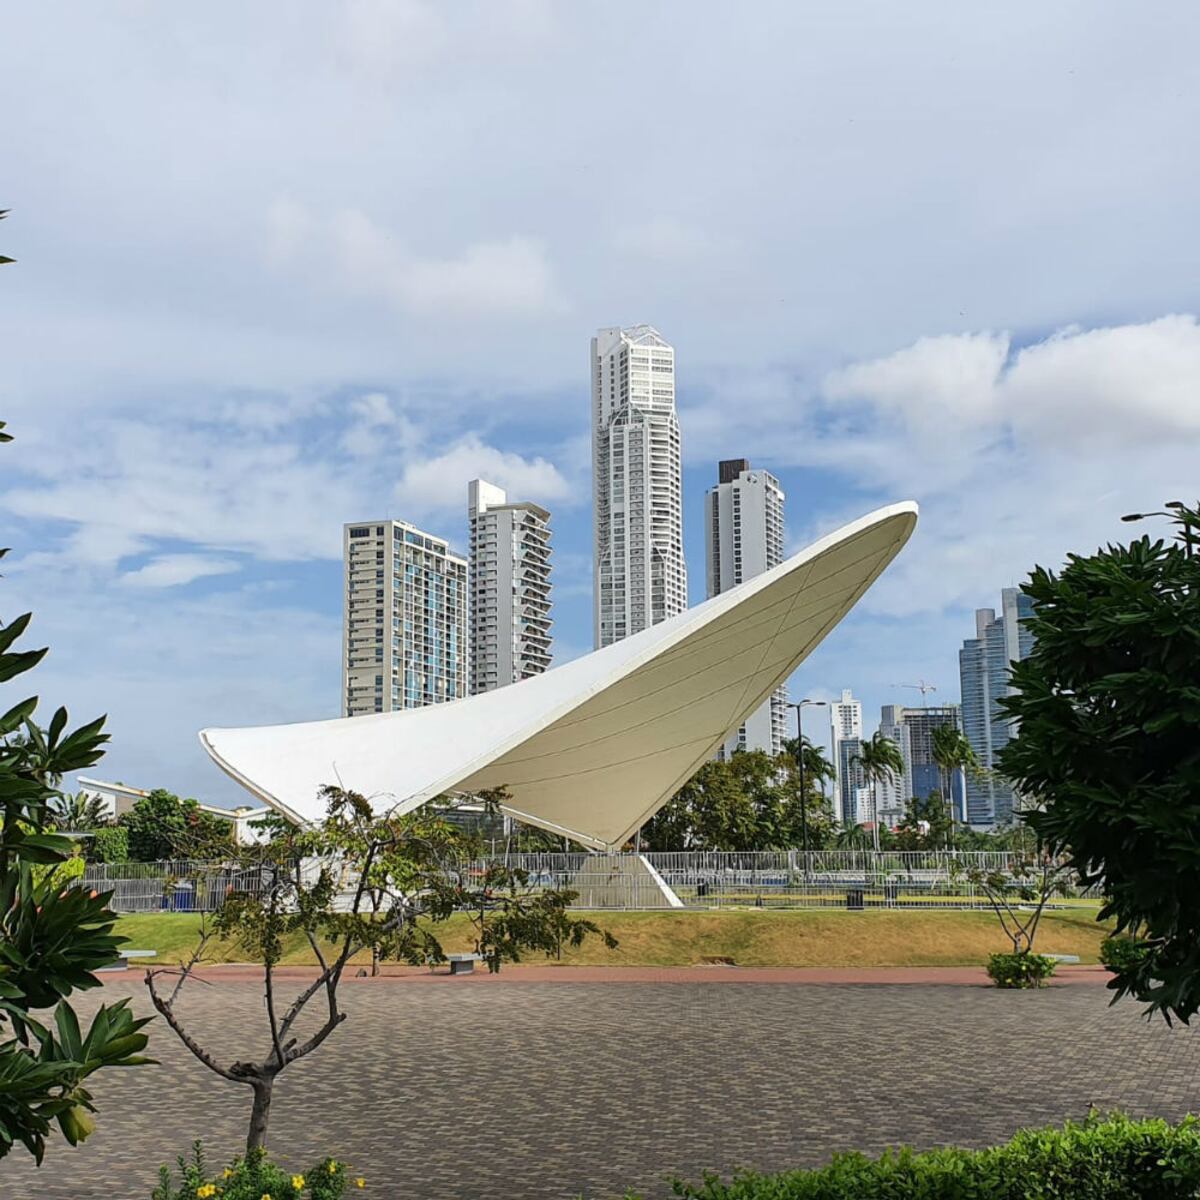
1122,502,1196,558
788,699,827,880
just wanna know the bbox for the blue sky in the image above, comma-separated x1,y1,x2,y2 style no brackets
2,1,1199,805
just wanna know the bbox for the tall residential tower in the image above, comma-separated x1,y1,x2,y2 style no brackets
830,689,864,825
342,520,467,716
591,325,687,647
959,587,1035,826
704,458,788,757
468,479,553,695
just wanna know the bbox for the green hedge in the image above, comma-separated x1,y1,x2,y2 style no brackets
653,1114,1200,1199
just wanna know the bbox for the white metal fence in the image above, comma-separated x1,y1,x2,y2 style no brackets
84,851,1089,914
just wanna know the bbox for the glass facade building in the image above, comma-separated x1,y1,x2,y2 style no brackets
958,587,1035,826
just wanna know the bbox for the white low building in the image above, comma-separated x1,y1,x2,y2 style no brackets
75,776,272,846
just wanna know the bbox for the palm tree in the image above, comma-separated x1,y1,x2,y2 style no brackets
48,790,110,830
852,731,905,852
781,736,836,800
931,725,980,846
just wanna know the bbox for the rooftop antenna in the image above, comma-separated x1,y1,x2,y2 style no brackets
893,680,938,707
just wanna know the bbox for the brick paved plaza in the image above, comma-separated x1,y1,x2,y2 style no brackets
5,971,1199,1200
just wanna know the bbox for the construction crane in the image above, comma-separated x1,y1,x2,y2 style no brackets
892,680,938,706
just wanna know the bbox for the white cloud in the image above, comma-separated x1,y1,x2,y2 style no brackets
394,434,573,522
824,331,1010,429
269,202,564,320
1003,314,1200,443
119,554,241,589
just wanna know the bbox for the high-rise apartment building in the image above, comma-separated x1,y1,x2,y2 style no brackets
705,458,788,757
836,736,869,826
878,703,965,826
342,520,467,717
591,324,687,648
468,479,552,695
830,689,863,825
959,587,1035,826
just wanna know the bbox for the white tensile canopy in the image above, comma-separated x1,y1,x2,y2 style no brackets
200,502,917,851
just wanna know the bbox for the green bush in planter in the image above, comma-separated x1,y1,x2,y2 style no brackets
151,1142,365,1200
652,1113,1200,1199
1100,933,1151,976
987,950,1057,988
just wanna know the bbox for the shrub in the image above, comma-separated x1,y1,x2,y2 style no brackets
1100,934,1151,975
655,1113,1200,1199
90,825,129,864
152,1142,364,1200
986,950,1057,989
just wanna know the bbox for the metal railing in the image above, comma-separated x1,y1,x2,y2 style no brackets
85,851,1090,914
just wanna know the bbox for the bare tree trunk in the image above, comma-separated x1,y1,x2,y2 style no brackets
247,1077,274,1154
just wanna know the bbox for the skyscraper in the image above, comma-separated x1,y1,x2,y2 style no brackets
959,587,1035,826
878,703,965,826
468,479,552,695
342,520,467,717
591,325,687,648
705,458,788,757
830,689,863,825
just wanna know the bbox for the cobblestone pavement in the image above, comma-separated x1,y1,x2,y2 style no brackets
4,974,1198,1200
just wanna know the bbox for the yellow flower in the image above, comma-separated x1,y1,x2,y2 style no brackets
292,1176,305,1190
355,1179,366,1189
262,1194,273,1200
224,1169,234,1179
327,1162,338,1174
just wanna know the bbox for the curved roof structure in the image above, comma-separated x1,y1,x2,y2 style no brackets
201,501,917,850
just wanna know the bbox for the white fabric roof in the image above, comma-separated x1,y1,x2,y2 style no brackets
200,501,917,850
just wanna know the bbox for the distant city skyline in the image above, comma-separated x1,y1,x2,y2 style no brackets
8,4,1195,808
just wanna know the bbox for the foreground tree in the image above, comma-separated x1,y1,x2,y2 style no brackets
1000,501,1200,1022
147,786,614,1153
1,422,152,1163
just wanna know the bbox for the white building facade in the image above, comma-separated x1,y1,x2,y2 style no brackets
342,520,468,716
468,479,553,695
591,324,687,648
705,458,788,757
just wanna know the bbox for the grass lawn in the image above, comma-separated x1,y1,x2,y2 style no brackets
113,906,1110,969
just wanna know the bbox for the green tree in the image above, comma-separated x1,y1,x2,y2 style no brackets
147,785,614,1154
640,750,831,851
118,788,233,861
851,731,905,849
0,424,152,1163
999,501,1200,1023
782,735,836,800
893,791,954,851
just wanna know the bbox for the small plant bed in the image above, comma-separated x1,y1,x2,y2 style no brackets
986,950,1058,988
640,1113,1200,1199
152,1142,364,1199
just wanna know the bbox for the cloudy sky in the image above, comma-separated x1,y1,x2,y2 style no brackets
3,1,1198,804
